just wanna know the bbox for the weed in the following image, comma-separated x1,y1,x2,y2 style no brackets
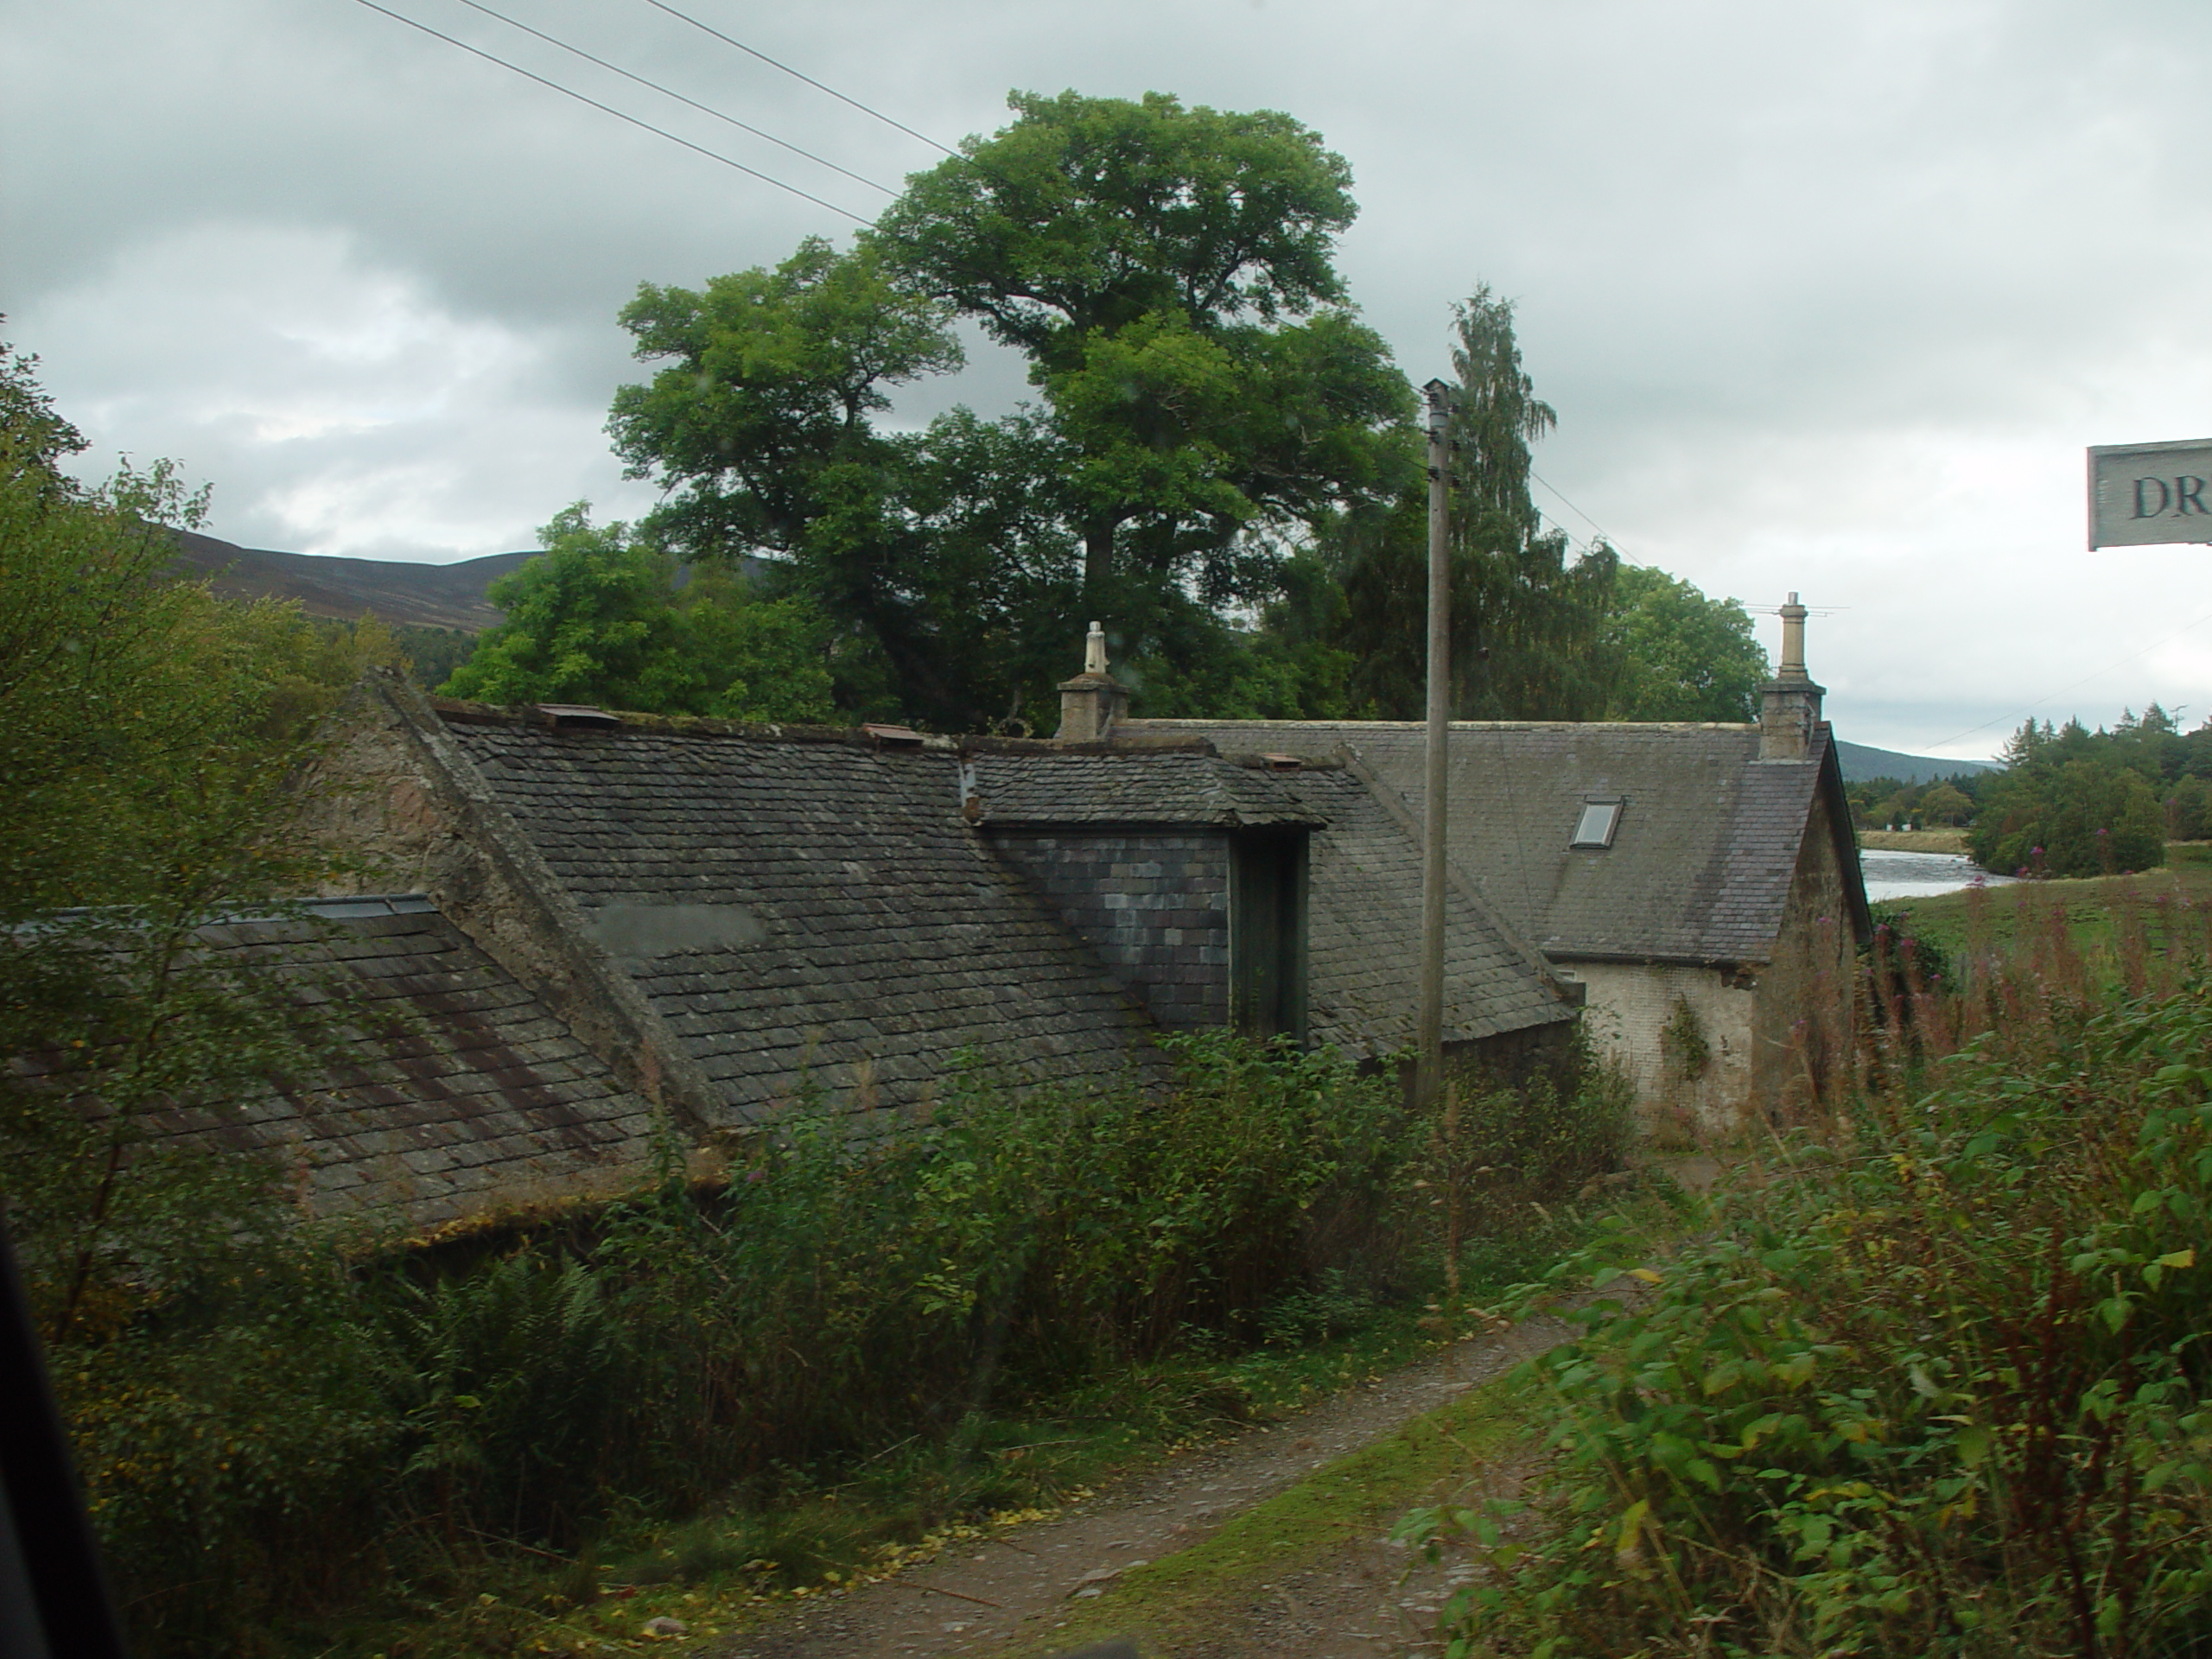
45,1030,1630,1656
1404,957,2212,1659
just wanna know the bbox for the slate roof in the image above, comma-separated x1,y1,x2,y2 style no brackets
441,719,1165,1118
1122,720,1862,965
122,898,658,1230
1262,766,1575,1053
969,749,1324,828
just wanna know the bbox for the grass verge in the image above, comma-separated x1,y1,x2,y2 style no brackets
294,1180,1684,1658
991,1370,1536,1659
285,1305,1459,1657
1878,849,2212,963
1857,829,1967,853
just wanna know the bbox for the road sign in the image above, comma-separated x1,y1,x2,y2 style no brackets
2089,438,2212,548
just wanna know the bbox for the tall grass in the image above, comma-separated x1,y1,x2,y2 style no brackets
46,1031,1628,1657
1409,892,2212,1658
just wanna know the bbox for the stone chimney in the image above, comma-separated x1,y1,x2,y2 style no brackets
1056,620,1126,742
1757,591,1825,760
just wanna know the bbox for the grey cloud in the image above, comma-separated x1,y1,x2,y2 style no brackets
7,0,2212,747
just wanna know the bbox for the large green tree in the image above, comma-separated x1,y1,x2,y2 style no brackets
610,92,1410,731
0,337,387,1340
1967,718,2166,877
442,503,836,721
1605,564,1770,721
877,91,1408,601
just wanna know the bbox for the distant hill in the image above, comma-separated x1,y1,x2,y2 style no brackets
170,530,534,632
1834,739,1997,785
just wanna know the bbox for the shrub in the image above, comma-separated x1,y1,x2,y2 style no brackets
1406,983,2212,1658
54,1034,1518,1653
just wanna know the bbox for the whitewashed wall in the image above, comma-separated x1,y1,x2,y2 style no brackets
1554,961,1756,1139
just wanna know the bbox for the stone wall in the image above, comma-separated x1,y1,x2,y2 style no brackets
1751,783,1861,1116
1553,959,1756,1138
987,830,1230,1027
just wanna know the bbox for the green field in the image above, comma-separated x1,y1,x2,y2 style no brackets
1873,842,2212,982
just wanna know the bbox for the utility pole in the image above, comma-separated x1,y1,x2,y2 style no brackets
1414,377,1452,1116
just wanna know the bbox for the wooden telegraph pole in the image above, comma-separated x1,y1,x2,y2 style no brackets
1414,377,1452,1115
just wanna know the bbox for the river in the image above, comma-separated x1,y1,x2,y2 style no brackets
1860,847,2017,904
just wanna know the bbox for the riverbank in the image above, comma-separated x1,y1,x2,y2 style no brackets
1872,844,2212,961
1857,828,1967,852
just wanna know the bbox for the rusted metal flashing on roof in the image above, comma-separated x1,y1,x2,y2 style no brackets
531,703,622,729
959,733,1217,757
861,722,926,749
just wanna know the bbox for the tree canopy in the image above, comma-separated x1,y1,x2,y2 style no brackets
1605,564,1770,721
440,504,836,721
610,91,1410,731
607,93,1770,734
1967,715,2171,877
1327,289,1620,720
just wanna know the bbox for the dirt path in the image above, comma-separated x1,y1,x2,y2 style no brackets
707,1314,1578,1659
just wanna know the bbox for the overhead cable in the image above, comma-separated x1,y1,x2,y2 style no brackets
1530,468,1615,548
352,0,871,223
638,0,960,157
445,0,895,196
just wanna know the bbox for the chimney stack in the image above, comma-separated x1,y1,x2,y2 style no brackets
1758,591,1824,760
1056,620,1126,742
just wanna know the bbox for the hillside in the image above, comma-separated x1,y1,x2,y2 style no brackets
168,529,532,632
160,537,2014,772
1834,736,1995,784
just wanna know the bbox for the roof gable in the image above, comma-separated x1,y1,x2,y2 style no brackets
1122,719,1864,964
442,718,1164,1116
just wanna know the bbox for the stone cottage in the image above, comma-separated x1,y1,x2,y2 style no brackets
1113,597,1871,1133
169,671,1576,1230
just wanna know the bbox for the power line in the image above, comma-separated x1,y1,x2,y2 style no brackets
639,0,960,158
1534,509,1607,562
1530,468,1615,547
353,0,872,224
446,0,896,196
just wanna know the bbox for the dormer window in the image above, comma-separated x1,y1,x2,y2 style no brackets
1571,798,1624,849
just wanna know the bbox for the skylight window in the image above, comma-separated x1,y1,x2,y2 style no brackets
1571,799,1623,849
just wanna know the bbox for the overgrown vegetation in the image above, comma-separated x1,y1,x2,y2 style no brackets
1404,883,2212,1658
437,502,837,721
32,1036,1628,1657
0,327,1643,1657
1,335,384,1364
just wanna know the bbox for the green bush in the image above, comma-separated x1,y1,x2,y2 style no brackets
54,1029,1634,1656
1405,986,2212,1657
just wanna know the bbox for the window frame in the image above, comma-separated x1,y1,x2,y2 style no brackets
1570,798,1624,850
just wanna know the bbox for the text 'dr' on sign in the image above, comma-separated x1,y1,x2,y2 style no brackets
2089,439,2212,549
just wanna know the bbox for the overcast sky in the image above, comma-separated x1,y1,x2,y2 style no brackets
7,0,2211,759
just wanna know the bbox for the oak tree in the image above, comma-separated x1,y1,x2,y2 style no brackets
610,92,1409,729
